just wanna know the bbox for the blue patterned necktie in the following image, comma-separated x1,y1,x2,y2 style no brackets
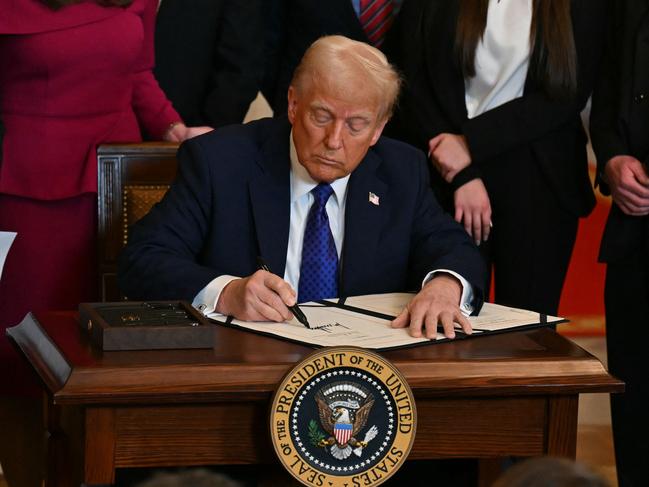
298,183,339,303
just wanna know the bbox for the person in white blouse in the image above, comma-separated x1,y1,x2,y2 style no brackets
387,0,608,315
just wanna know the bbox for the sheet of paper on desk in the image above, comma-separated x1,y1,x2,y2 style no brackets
0,231,17,281
208,292,564,350
211,303,434,349
468,302,564,331
345,293,566,331
343,293,565,332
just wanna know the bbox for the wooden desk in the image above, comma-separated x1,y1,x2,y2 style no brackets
8,312,623,487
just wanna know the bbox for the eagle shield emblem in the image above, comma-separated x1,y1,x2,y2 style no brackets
315,382,378,460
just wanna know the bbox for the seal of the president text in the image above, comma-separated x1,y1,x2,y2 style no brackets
270,347,416,487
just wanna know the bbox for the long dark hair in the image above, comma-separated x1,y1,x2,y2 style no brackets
42,0,133,9
455,0,577,98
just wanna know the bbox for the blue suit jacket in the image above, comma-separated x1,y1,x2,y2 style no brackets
119,117,486,311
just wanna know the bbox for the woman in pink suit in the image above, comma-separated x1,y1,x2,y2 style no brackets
0,1,210,483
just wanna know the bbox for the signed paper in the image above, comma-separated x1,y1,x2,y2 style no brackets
343,293,565,332
207,292,565,350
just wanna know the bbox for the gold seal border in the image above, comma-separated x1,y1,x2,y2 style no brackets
270,346,417,487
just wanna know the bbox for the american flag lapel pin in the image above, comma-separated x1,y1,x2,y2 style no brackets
368,192,380,206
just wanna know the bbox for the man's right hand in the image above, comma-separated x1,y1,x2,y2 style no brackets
216,270,297,322
605,155,649,216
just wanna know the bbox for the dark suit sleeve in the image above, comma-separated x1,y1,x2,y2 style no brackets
408,151,487,313
462,0,608,164
202,0,264,126
590,0,627,195
118,140,222,301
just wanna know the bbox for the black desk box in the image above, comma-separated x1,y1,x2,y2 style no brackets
79,301,214,351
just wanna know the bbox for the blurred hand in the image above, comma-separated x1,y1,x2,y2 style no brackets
604,155,649,216
164,122,213,142
428,133,471,182
454,178,492,244
216,270,297,322
391,274,471,339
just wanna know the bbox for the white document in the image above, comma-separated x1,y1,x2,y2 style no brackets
343,293,565,332
0,232,17,281
207,292,565,350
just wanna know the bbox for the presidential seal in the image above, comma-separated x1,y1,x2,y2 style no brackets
270,347,416,487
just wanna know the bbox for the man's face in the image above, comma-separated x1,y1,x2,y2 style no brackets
287,83,387,183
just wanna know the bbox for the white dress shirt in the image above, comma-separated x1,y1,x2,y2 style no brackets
464,0,532,118
193,131,475,315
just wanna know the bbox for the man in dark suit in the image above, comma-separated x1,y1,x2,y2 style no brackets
590,1,649,486
120,35,485,338
154,0,264,128
263,0,399,115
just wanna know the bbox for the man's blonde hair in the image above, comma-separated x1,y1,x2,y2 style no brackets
290,35,401,121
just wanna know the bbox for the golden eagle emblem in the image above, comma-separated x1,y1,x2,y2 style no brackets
314,381,378,460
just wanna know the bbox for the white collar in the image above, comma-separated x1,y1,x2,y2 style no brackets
289,129,350,204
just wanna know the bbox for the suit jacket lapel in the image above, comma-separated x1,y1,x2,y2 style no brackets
341,150,389,295
249,120,291,276
249,120,391,291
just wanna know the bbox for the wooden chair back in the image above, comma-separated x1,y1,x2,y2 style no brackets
97,142,179,301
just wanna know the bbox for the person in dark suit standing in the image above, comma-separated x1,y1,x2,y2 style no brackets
154,0,264,128
386,0,608,316
263,0,399,115
590,1,649,485
119,35,486,339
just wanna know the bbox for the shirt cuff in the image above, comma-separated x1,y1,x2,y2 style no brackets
192,275,240,315
422,269,475,316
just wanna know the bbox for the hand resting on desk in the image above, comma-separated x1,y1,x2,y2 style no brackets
391,274,472,339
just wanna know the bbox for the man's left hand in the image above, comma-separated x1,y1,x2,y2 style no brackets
390,274,472,339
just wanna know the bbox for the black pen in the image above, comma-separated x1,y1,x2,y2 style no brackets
257,257,311,329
